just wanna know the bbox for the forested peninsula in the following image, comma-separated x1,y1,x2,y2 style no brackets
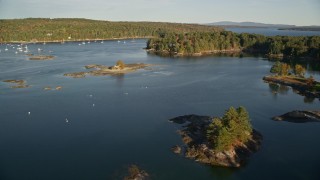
146,32,320,60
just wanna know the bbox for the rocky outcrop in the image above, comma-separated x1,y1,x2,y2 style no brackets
273,110,320,123
43,86,63,91
29,55,55,60
64,72,87,78
171,145,182,154
169,115,262,167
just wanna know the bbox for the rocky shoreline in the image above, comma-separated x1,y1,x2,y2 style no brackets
170,114,262,167
64,63,152,78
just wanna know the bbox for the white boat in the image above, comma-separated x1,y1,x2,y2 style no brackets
5,47,8,51
24,45,29,53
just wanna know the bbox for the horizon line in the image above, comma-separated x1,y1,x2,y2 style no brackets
1,17,319,27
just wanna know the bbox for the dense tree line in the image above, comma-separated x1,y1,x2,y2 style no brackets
0,18,222,42
147,31,320,60
147,31,241,54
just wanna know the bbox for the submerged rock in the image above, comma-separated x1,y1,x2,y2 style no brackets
170,115,263,168
273,110,320,123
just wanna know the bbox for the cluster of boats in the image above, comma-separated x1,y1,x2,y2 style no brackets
1,44,30,54
0,43,48,55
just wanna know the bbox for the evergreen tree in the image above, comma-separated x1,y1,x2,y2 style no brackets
270,61,282,74
294,64,306,77
207,106,253,152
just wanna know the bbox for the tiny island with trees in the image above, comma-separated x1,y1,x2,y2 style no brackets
170,106,262,167
263,61,320,99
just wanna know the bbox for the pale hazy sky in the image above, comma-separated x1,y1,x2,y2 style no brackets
0,0,319,25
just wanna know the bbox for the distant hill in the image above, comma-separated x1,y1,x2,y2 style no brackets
207,21,296,28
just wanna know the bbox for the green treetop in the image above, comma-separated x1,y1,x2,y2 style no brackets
207,106,253,152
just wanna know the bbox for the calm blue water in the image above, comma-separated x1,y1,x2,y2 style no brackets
0,39,320,180
226,27,320,36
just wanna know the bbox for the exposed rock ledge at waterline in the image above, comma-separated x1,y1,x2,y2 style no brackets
273,110,320,123
170,115,262,167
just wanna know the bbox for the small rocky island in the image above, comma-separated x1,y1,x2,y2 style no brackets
170,107,262,167
29,55,55,60
273,110,320,123
2,79,29,88
64,60,152,78
43,86,63,91
263,62,320,99
123,165,149,180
